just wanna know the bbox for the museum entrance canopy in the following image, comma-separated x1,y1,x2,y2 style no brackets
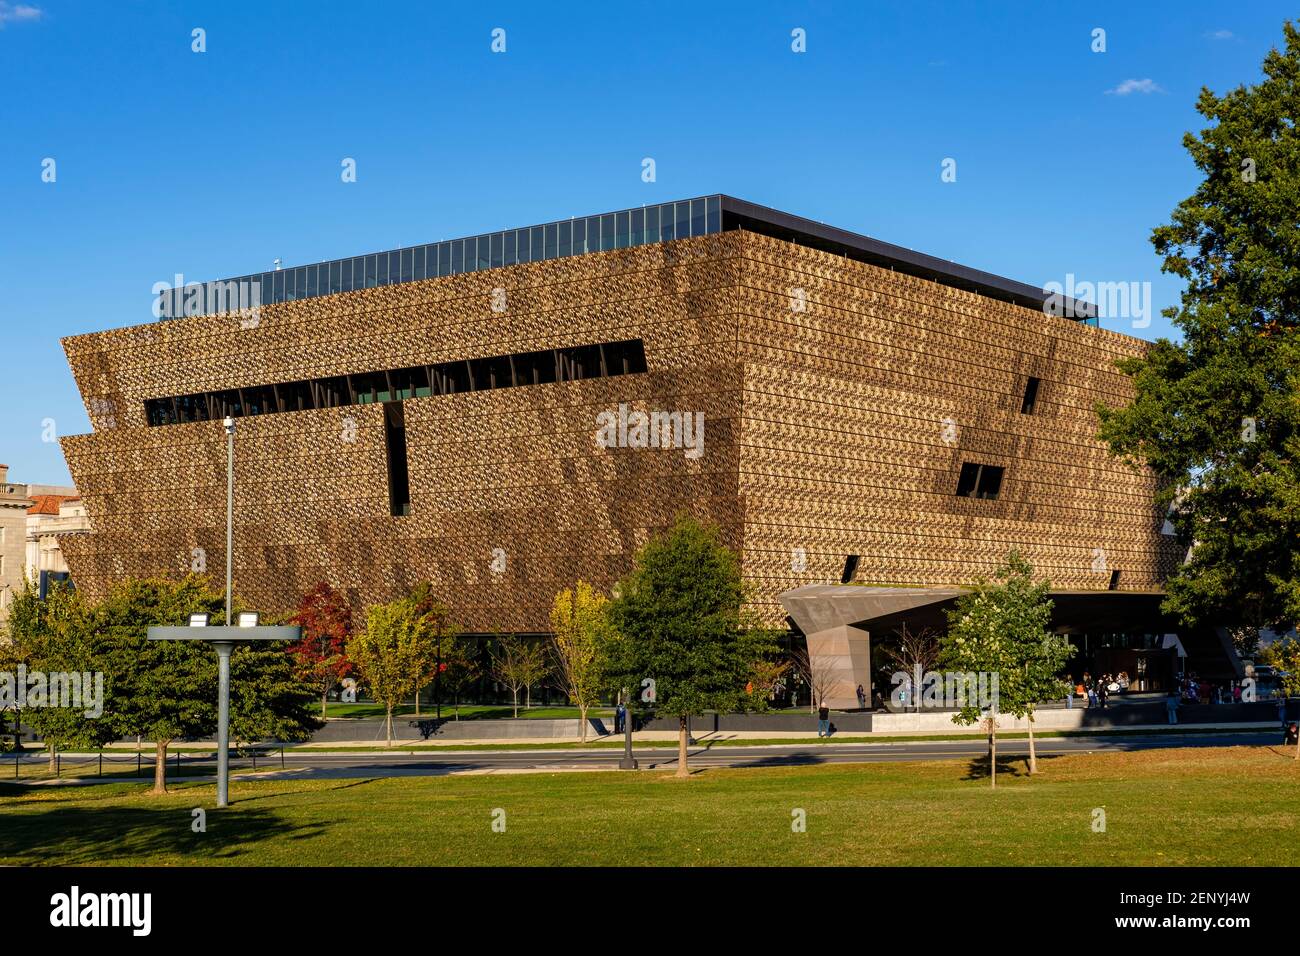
776,585,1207,710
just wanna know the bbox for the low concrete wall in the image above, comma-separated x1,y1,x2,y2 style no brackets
640,713,875,733
310,716,609,742
874,710,1085,733
276,699,1293,744
873,700,1286,733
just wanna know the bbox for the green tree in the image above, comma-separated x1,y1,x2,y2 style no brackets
1259,637,1300,758
5,581,114,770
406,582,455,716
437,635,481,719
95,576,225,794
605,515,778,777
991,555,1073,775
229,642,322,749
940,552,1066,786
348,598,427,746
1098,21,1300,634
549,581,610,742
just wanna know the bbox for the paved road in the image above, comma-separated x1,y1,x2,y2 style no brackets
227,731,1282,779
11,732,1281,784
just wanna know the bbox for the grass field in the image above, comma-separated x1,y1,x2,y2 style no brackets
3,746,1298,866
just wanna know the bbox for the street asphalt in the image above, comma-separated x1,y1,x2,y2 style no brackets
9,731,1284,784
184,731,1285,779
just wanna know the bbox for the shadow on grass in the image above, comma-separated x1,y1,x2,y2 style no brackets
0,782,331,865
961,751,1065,782
1262,746,1300,761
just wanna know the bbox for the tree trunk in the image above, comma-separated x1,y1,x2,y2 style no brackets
385,703,394,747
1026,710,1037,775
414,685,420,717
512,689,519,718
676,716,690,777
320,689,328,717
579,704,588,743
46,743,57,773
988,723,997,789
152,739,169,795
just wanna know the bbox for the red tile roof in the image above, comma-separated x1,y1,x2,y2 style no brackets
27,494,80,515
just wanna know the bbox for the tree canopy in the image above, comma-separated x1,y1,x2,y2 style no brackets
1098,21,1300,636
605,515,779,775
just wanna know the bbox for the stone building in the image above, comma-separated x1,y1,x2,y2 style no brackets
58,195,1205,700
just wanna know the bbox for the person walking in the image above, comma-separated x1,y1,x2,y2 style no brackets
817,703,830,738
856,684,866,709
1084,671,1097,709
1166,689,1179,725
614,701,626,735
1096,677,1108,709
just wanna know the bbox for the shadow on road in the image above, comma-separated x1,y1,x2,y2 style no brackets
726,752,830,769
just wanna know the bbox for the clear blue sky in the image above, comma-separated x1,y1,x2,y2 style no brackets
1,0,1293,485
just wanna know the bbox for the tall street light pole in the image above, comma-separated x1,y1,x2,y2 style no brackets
148,417,301,808
619,687,637,770
225,416,234,626
218,416,235,806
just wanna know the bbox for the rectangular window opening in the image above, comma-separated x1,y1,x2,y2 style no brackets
840,555,860,584
955,462,1004,500
144,338,649,426
1020,376,1041,415
384,402,411,517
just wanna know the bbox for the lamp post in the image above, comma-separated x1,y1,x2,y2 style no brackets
218,415,234,803
619,687,637,770
148,620,300,807
224,416,234,627
147,417,301,808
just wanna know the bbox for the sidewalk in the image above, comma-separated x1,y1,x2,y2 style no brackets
12,716,1278,755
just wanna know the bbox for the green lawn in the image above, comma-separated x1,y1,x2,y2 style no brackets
3,746,1298,866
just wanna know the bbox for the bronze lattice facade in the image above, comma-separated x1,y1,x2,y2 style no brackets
59,197,1181,631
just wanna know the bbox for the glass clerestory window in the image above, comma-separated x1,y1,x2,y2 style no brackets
157,197,723,319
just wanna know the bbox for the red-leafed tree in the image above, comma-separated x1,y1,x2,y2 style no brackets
287,582,356,715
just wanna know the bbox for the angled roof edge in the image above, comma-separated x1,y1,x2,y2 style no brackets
720,195,1095,318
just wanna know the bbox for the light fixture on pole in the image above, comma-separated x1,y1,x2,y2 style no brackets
147,415,300,809
147,620,300,808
